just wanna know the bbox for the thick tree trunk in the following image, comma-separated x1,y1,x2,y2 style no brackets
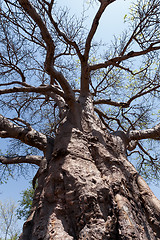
19,99,160,240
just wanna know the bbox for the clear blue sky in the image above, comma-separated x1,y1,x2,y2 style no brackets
0,0,160,234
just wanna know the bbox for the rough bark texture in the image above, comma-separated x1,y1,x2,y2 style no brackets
19,98,160,240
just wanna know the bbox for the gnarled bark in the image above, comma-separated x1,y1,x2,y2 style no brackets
19,100,160,240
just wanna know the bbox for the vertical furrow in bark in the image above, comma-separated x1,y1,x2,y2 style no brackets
19,111,160,239
88,134,159,240
46,129,108,239
136,175,160,238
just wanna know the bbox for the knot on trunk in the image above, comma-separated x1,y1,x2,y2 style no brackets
112,131,137,152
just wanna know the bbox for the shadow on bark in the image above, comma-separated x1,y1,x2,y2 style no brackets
19,112,160,240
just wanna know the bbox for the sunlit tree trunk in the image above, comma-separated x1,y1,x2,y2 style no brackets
19,98,160,240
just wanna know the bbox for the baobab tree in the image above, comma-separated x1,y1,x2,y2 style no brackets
0,0,160,239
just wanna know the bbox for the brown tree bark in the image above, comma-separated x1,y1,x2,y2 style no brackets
19,97,160,240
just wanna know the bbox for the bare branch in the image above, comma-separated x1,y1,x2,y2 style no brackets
94,99,129,108
0,84,65,98
84,0,115,60
0,81,67,117
18,0,76,108
126,84,160,107
17,0,55,53
0,155,43,166
80,0,115,95
94,81,160,109
128,123,160,141
48,68,76,108
137,142,157,163
0,114,48,152
94,107,125,131
0,81,31,88
0,53,26,82
45,8,83,61
90,43,160,71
